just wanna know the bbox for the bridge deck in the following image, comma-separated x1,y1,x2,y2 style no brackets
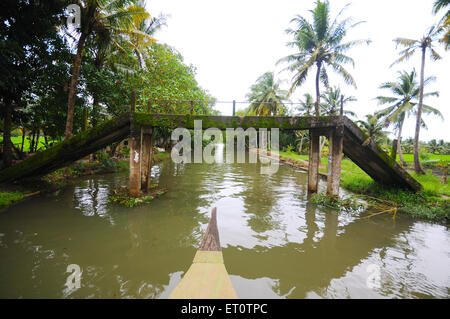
134,113,339,130
0,113,421,192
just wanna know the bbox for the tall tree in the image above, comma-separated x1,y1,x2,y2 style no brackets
247,72,288,116
127,0,166,70
392,23,444,173
294,93,314,154
320,86,356,117
278,0,370,116
357,114,390,147
297,93,314,116
433,0,450,48
0,0,66,168
375,69,441,166
63,0,149,139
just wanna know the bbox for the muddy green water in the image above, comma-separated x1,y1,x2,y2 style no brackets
0,146,449,298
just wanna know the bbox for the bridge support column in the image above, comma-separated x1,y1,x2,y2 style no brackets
140,127,154,193
129,134,141,197
327,127,344,197
308,130,320,194
129,89,141,197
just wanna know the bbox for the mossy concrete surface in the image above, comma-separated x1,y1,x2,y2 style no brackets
0,113,130,183
341,117,422,192
134,113,339,130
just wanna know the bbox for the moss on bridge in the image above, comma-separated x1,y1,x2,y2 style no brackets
133,113,338,130
0,112,421,192
0,114,130,183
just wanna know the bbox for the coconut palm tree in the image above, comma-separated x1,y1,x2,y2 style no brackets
295,130,310,155
402,138,414,154
434,0,450,14
320,86,357,117
392,23,444,174
64,0,149,139
296,93,314,116
433,0,450,48
294,93,314,154
427,139,442,154
375,69,441,166
278,0,370,117
247,72,288,116
357,114,390,147
127,0,166,70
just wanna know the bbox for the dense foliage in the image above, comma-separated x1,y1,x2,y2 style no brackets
0,0,216,169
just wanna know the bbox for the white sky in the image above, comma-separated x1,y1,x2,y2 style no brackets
146,0,449,142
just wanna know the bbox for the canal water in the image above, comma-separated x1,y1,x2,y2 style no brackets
0,145,449,298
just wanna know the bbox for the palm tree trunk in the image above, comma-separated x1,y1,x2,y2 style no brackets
3,100,13,167
134,49,146,70
315,62,322,117
81,108,87,132
90,93,100,163
29,131,35,154
320,136,326,155
397,116,407,167
299,132,305,154
34,128,40,152
414,47,426,174
92,90,100,126
65,32,87,139
21,127,26,153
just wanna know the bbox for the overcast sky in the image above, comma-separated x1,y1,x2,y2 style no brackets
146,0,449,142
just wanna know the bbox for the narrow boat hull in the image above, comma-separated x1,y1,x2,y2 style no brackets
169,251,237,299
169,208,238,299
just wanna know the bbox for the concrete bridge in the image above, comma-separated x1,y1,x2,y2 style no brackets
0,111,422,196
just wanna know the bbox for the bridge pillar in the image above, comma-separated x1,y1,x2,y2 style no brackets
129,134,141,197
327,126,344,197
308,130,320,193
140,127,154,193
129,89,141,197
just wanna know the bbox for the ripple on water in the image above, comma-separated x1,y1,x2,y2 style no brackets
0,151,448,299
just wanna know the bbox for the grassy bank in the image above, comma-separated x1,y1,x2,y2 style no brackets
396,153,450,164
0,136,59,152
0,149,171,212
0,192,25,211
275,150,450,223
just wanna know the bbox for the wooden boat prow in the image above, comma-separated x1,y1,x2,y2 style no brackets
169,207,238,299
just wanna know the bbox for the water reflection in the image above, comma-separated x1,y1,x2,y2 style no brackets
0,146,448,299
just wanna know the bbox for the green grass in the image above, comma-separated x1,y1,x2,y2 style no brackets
275,150,449,223
411,171,450,197
0,192,25,211
0,136,59,152
398,154,450,163
154,152,171,160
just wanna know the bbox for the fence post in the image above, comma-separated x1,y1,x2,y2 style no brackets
232,100,236,116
